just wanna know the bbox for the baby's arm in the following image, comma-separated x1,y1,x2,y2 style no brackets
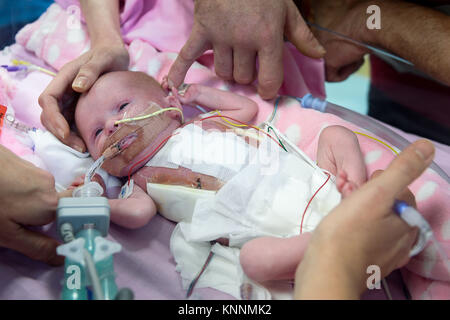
240,233,313,282
68,175,156,229
108,183,157,229
316,125,367,196
164,78,258,123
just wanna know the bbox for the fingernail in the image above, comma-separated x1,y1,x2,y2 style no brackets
318,45,326,56
415,139,434,162
258,88,276,100
73,145,84,153
73,76,87,90
57,128,66,140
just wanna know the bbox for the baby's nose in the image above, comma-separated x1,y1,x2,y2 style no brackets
105,117,121,136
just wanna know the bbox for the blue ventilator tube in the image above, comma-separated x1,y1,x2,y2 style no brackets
298,94,450,184
393,200,433,256
393,200,450,276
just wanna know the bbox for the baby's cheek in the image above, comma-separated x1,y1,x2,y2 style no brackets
89,140,103,161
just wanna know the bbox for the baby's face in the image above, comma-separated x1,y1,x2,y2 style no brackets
75,71,178,160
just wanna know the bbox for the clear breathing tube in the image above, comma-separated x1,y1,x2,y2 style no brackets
76,95,450,273
270,94,450,265
395,200,450,275
302,94,449,268
296,94,450,184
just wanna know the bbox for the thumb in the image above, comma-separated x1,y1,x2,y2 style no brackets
285,1,326,59
369,139,435,203
72,58,104,93
8,224,64,266
58,188,74,198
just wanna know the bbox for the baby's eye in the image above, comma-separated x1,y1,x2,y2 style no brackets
119,103,129,111
95,128,103,137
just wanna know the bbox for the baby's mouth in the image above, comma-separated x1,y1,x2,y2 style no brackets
99,104,182,177
102,131,139,159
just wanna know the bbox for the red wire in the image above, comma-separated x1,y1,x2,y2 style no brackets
184,114,284,148
127,132,179,184
126,114,283,182
126,114,332,234
300,172,331,234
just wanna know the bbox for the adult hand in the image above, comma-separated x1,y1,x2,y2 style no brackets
38,43,129,152
168,0,325,100
295,139,435,299
0,146,64,265
308,0,370,82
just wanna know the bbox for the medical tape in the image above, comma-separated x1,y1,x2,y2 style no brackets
100,103,181,177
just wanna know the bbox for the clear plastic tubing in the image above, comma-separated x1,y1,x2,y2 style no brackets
300,94,450,184
430,235,450,276
84,155,105,185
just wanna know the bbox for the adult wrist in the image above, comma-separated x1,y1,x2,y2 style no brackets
350,0,410,49
343,0,381,46
90,31,124,49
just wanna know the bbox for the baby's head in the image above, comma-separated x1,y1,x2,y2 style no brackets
75,71,182,176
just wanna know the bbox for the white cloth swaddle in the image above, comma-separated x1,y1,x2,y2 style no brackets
145,123,342,299
29,130,121,192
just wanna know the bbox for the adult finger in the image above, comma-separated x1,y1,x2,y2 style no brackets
257,38,284,100
370,170,417,208
58,189,74,199
39,62,83,141
368,139,435,203
285,1,326,59
334,139,434,221
12,187,58,226
72,54,110,92
340,59,365,78
11,225,63,266
65,131,87,153
233,48,256,85
213,44,233,80
369,169,419,267
168,26,211,87
40,109,86,152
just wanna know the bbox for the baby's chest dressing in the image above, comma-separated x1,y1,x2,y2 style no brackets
131,123,266,223
144,123,259,183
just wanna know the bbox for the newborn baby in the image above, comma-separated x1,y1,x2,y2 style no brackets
74,71,367,283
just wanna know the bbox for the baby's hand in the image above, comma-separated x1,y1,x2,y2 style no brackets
67,174,106,194
162,75,198,104
68,175,85,190
336,170,358,198
175,83,199,104
161,75,173,92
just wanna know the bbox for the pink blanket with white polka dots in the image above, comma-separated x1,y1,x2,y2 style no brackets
2,1,449,299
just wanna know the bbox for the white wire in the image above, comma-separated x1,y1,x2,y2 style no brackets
382,278,393,300
83,249,104,300
194,105,208,113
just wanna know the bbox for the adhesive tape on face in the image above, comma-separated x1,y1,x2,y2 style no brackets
101,104,181,177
